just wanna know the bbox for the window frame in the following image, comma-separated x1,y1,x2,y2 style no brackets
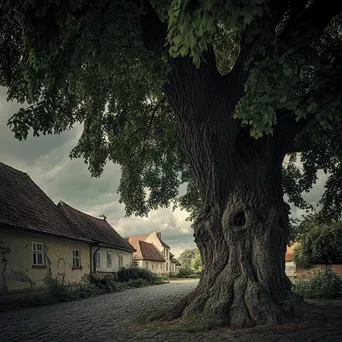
118,254,124,268
107,252,112,268
95,252,101,268
32,242,44,266
72,249,81,269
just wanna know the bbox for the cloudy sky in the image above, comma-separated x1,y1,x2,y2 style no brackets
0,87,327,257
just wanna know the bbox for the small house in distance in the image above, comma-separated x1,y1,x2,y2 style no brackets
126,231,180,275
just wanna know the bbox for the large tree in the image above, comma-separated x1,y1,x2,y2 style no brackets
1,0,342,328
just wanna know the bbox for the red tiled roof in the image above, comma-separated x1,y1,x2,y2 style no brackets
127,233,170,249
285,244,298,262
139,241,165,262
0,162,90,242
285,253,294,262
58,201,135,252
126,237,165,262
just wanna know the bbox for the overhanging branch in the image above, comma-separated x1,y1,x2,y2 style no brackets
143,97,166,139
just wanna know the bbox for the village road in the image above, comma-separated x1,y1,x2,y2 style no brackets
1,279,342,342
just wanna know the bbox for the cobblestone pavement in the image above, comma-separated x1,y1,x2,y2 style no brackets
1,279,342,342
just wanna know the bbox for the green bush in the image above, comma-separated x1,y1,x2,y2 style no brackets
293,267,342,299
43,277,74,302
172,268,201,278
117,267,159,284
175,268,192,278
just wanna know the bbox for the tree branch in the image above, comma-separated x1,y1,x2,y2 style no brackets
143,97,166,139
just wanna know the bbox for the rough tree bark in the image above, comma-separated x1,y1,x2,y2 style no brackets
160,51,305,328
139,0,342,329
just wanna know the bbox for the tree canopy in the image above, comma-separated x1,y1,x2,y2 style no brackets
1,0,342,220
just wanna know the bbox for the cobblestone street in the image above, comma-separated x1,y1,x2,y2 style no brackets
1,279,342,342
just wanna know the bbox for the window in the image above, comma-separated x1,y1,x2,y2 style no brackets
32,242,44,266
118,254,123,268
107,252,112,268
72,249,80,268
132,261,138,267
95,252,101,268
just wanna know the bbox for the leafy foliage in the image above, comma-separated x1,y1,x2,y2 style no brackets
117,266,160,283
179,248,202,273
1,1,342,221
293,214,342,268
293,267,342,299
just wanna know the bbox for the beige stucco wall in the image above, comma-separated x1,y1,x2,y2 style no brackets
144,232,170,272
91,247,132,273
134,260,165,274
170,262,177,275
0,228,90,293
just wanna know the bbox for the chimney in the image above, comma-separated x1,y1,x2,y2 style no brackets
156,232,161,239
99,214,107,221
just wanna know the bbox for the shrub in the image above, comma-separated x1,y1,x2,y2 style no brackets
43,277,74,302
117,267,159,284
173,268,200,278
293,267,342,299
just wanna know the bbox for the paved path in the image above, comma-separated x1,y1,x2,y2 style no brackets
1,279,342,342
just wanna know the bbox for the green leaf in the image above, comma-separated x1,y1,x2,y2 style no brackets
244,13,253,25
280,94,287,103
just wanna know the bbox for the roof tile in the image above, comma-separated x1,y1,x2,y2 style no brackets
127,237,165,262
58,201,135,251
0,162,89,241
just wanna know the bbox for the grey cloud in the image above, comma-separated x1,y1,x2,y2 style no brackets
0,88,77,165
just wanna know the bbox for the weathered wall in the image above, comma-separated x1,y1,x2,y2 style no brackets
0,228,90,293
91,247,132,274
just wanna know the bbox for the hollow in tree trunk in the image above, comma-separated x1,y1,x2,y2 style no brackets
160,54,307,329
163,143,303,328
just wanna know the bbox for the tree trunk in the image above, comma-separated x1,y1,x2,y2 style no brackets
162,144,302,328
161,54,304,328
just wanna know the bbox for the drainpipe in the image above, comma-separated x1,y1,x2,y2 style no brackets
91,246,101,279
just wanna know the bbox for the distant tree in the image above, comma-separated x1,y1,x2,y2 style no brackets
179,248,203,274
179,249,197,270
1,0,342,328
294,214,342,268
190,249,203,274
